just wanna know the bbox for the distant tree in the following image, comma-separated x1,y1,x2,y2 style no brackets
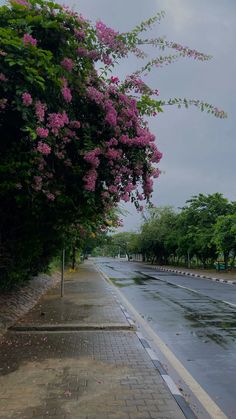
139,206,178,264
179,193,232,267
213,214,236,268
110,232,137,259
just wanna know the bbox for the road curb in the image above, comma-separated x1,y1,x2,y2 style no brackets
148,265,236,285
95,263,197,419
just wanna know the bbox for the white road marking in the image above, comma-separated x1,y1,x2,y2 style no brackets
222,300,236,308
142,272,236,309
162,374,182,396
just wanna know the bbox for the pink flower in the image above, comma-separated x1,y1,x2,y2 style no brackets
11,0,30,6
152,168,161,178
22,92,32,106
37,141,51,155
33,176,42,191
84,148,101,168
110,76,119,84
87,86,104,105
102,54,113,66
46,192,55,201
101,191,110,199
106,148,122,160
69,120,81,129
61,86,72,103
121,193,130,202
124,183,135,193
77,47,88,57
83,168,98,191
0,73,7,82
35,101,47,122
108,185,118,193
61,57,74,72
96,21,127,56
36,127,49,138
105,108,117,126
47,112,69,134
74,29,85,40
23,33,37,46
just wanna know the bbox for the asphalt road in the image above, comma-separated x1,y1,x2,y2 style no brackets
96,258,236,418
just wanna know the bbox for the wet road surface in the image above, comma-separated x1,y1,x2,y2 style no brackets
96,258,236,418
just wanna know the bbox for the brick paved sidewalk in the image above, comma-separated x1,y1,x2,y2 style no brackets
0,262,186,419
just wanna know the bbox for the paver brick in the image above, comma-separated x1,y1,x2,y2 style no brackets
0,262,185,419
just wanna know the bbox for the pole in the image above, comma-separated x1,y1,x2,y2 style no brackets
187,250,190,269
61,248,65,297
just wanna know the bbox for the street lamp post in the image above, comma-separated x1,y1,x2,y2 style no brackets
61,248,65,297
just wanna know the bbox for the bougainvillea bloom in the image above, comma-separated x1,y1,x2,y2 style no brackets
36,127,49,138
61,57,74,72
37,141,51,155
23,33,37,46
22,92,32,106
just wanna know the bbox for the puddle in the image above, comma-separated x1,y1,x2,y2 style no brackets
109,276,147,288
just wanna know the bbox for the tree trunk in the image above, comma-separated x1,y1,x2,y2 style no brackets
72,247,76,269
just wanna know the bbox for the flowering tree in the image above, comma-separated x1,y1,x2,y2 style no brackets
0,0,226,287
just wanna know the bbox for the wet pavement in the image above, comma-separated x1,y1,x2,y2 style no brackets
0,261,186,419
96,258,236,418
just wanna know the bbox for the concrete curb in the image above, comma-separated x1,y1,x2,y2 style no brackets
147,265,236,285
96,263,197,419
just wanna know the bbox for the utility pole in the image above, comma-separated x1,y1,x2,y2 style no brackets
61,248,65,297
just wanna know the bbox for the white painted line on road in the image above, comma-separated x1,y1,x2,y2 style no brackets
162,374,182,396
222,300,236,308
142,272,236,309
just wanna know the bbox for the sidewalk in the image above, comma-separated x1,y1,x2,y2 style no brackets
0,261,187,419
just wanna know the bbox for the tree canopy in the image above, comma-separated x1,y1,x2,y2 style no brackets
0,0,226,288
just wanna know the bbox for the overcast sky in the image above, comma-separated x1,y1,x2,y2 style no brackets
3,0,235,231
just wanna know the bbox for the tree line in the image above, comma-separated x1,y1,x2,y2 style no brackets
96,193,236,269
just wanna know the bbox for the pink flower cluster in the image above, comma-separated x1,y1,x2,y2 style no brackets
87,86,104,105
74,29,85,40
23,33,37,46
37,141,51,155
105,148,122,160
61,57,74,72
83,168,98,191
36,127,49,138
46,192,55,201
35,101,47,122
47,112,69,135
33,176,43,191
22,92,32,106
13,0,30,7
84,148,101,168
61,78,72,103
69,120,81,129
62,86,72,103
170,42,211,61
96,21,127,56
